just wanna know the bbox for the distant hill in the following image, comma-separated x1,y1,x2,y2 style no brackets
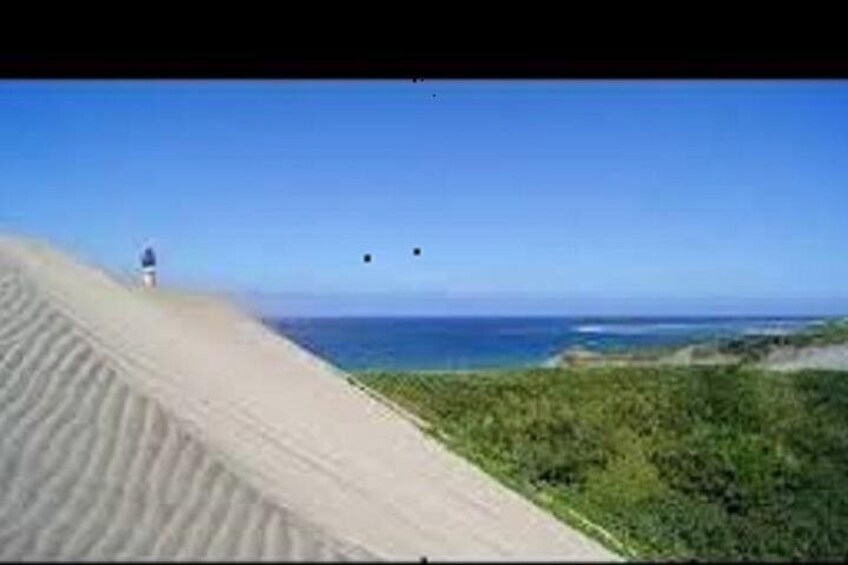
554,318,848,371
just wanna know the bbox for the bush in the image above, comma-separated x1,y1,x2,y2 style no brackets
358,366,848,560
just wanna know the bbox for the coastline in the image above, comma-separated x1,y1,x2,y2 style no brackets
272,316,833,374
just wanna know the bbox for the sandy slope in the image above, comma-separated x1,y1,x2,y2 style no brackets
0,235,618,561
761,344,848,372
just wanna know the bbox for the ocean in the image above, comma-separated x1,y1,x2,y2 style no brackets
265,316,822,372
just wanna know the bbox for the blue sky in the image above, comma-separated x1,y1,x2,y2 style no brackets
1,80,847,315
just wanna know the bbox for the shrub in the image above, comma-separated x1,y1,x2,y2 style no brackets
358,366,848,560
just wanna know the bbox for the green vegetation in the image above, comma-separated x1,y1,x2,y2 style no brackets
709,318,848,363
357,366,848,560
554,318,848,368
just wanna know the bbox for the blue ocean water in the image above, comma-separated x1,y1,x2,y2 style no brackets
266,316,822,372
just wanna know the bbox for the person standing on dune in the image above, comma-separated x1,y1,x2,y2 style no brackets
140,245,157,288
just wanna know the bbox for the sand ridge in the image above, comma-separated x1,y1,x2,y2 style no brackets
0,235,619,561
0,245,373,560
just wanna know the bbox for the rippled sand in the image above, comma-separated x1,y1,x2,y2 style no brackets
0,235,617,561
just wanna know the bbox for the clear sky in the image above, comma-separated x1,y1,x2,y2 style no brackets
1,80,847,316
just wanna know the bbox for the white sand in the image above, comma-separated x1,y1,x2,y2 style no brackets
762,344,848,372
0,234,619,561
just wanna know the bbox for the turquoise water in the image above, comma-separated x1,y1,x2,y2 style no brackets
266,316,820,372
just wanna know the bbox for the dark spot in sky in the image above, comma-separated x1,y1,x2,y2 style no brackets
363,253,372,263
413,247,421,256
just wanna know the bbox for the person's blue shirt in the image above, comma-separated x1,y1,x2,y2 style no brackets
141,247,156,268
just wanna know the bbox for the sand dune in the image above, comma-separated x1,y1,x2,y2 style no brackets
0,235,618,561
763,344,848,372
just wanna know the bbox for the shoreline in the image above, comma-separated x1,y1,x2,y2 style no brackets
343,317,847,374
271,316,835,375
